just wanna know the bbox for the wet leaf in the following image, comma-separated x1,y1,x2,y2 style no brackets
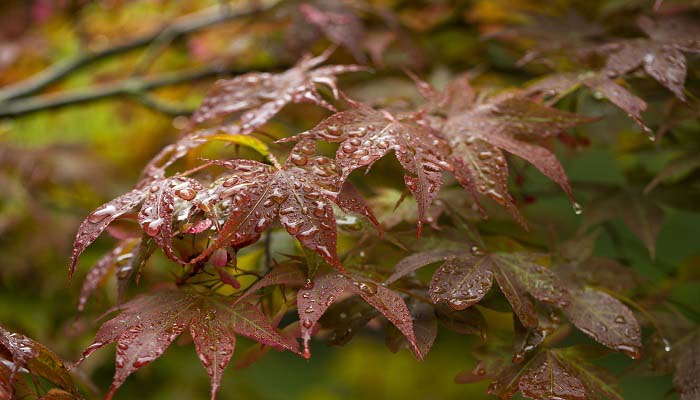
518,351,586,400
192,49,365,135
76,287,298,400
600,15,700,100
191,142,378,268
0,326,78,397
562,287,642,359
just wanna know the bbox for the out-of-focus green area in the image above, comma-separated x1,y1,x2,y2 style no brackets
1,0,699,399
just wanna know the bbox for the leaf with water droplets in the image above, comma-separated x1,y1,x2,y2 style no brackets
562,287,642,359
490,253,570,308
385,302,437,359
554,346,623,400
429,256,494,310
321,296,379,346
518,350,586,400
390,248,568,328
78,240,137,313
286,104,452,233
600,15,700,101
138,177,202,264
76,288,297,400
191,49,365,135
442,95,592,224
70,188,148,279
0,326,78,396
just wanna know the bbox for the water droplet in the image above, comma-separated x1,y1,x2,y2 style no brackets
614,315,626,324
447,299,470,311
290,153,308,166
302,279,314,290
470,245,485,256
176,188,196,201
145,218,164,236
572,202,583,215
88,205,117,223
353,281,378,295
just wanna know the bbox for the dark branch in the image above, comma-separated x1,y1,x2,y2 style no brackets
0,66,273,118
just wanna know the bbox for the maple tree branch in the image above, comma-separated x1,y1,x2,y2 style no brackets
0,0,281,103
0,65,274,118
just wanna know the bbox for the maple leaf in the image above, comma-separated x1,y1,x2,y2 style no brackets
526,71,649,132
70,176,205,277
562,287,642,359
487,347,622,400
189,141,379,269
387,247,570,328
236,261,420,359
77,239,134,313
298,3,366,62
385,302,437,358
600,15,700,100
191,48,366,135
76,287,298,400
517,350,586,400
287,74,593,230
0,326,79,398
282,103,453,234
437,85,594,225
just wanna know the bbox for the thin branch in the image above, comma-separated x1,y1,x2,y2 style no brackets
0,65,275,118
0,0,282,102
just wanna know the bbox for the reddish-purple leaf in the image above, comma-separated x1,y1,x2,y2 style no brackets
297,271,349,356
385,249,464,284
563,287,642,359
78,240,136,313
76,288,297,400
429,256,494,311
138,177,202,264
70,188,148,278
600,15,700,101
493,266,538,328
350,281,422,359
191,49,365,135
518,351,586,400
286,104,452,233
527,71,650,133
385,302,437,359
554,346,623,400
